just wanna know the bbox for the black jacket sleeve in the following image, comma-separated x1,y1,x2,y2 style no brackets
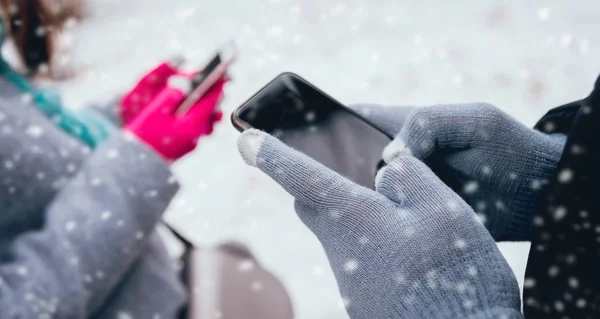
524,74,600,318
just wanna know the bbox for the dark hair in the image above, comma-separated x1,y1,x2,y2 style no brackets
1,0,63,76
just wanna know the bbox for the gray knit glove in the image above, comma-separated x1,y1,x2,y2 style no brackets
353,103,566,241
237,129,522,319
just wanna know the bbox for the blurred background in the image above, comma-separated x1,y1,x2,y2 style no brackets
45,0,600,317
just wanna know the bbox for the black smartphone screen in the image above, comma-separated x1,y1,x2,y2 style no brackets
235,73,392,189
191,54,221,87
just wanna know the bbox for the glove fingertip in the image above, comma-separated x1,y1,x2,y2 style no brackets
238,129,269,167
382,137,412,164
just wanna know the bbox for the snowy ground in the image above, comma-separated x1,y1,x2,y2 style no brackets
53,0,600,318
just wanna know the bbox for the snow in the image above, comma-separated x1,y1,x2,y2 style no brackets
50,0,600,318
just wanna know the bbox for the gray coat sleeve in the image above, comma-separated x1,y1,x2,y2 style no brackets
84,96,123,127
0,133,179,318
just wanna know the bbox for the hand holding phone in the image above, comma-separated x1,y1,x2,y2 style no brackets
176,40,237,115
231,73,392,189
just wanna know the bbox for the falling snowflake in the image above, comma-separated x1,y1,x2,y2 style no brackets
101,211,112,220
530,179,542,190
558,169,573,183
554,301,565,312
312,266,324,276
65,221,76,232
237,260,255,272
343,259,359,274
463,300,474,309
454,239,468,249
96,271,105,279
463,181,478,194
576,298,587,308
66,163,76,173
16,266,28,276
116,311,133,319
135,231,144,240
537,7,551,20
524,278,536,288
26,125,44,138
548,265,560,277
106,149,119,159
4,160,14,170
553,206,567,221
251,281,263,291
359,236,370,245
568,277,579,289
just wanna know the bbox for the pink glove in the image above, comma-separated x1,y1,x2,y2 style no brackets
125,78,227,162
120,61,184,124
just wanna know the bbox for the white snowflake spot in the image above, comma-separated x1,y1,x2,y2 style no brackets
554,301,565,312
553,206,567,221
463,181,478,194
530,179,542,190
65,221,76,232
359,236,370,245
565,254,576,264
237,260,255,272
4,160,14,170
533,216,544,226
147,190,158,197
101,211,112,220
537,7,551,20
568,277,579,289
135,231,144,240
460,299,474,309
456,282,467,293
305,111,316,122
340,297,351,309
454,239,468,249
116,311,133,319
481,165,492,175
26,125,44,138
312,266,325,276
36,172,45,180
509,172,518,180
558,169,573,183
467,266,478,277
167,176,177,185
68,257,79,266
16,266,28,276
117,220,125,227
96,271,105,279
403,227,416,237
495,200,505,210
576,298,587,308
90,178,101,186
106,149,119,159
343,259,359,274
66,163,76,173
251,281,263,291
548,265,560,277
524,278,536,288
581,211,588,218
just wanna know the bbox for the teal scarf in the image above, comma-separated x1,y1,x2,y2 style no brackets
0,23,115,148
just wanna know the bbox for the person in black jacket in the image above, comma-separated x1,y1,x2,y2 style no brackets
524,74,600,318
308,74,599,317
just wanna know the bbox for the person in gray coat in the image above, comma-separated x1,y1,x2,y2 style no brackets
0,2,205,317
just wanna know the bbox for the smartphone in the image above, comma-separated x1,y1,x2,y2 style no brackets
176,40,237,115
231,72,392,189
